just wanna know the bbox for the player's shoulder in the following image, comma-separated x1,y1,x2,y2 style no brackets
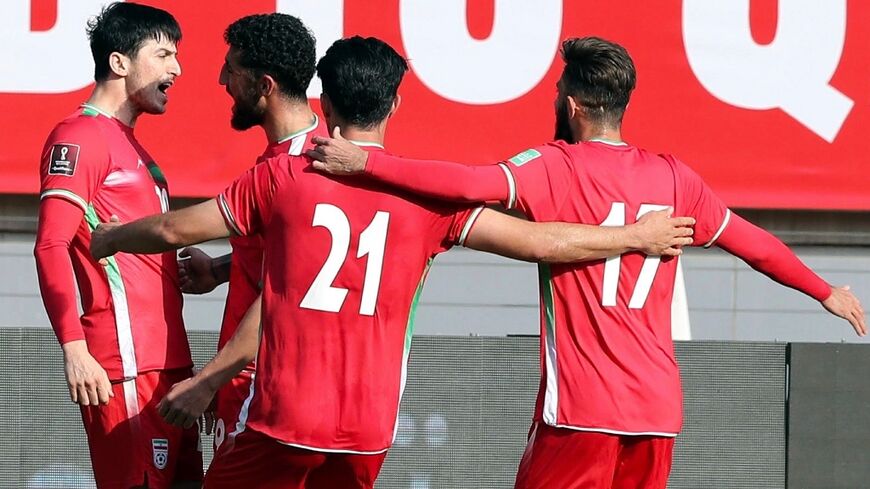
45,109,109,146
654,151,699,178
503,140,572,167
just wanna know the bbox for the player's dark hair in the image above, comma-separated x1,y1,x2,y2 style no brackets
316,36,408,129
87,2,181,82
224,14,316,101
560,37,636,127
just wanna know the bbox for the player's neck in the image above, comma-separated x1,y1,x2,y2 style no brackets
265,102,317,144
333,119,387,147
577,124,623,144
86,83,140,128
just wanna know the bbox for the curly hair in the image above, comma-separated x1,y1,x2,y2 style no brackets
87,2,181,82
224,14,316,101
316,36,408,129
560,37,636,126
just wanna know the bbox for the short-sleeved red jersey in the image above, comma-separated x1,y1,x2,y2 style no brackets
218,145,480,453
39,105,191,380
219,117,327,360
501,140,730,435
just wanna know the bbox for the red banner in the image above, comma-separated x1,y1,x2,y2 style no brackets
3,1,868,209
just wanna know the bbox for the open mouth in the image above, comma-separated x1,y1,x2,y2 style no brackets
158,80,174,95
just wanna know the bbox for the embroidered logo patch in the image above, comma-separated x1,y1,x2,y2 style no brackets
152,438,169,470
48,144,80,176
508,148,541,167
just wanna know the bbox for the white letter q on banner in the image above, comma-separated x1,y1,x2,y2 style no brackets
0,1,106,93
400,0,562,105
683,0,852,142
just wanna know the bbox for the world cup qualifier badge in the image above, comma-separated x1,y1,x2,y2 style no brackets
47,144,80,176
152,438,169,470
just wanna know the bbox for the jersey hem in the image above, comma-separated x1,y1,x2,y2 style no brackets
457,206,485,246
276,440,390,455
703,208,732,248
40,189,88,213
546,421,678,438
497,163,517,209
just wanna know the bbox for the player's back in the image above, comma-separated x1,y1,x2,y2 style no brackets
223,147,475,453
506,140,729,436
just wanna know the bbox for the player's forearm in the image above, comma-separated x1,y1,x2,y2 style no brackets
199,295,261,393
536,223,636,263
367,152,509,203
211,253,232,284
97,200,231,256
716,214,831,301
35,244,86,343
464,208,636,263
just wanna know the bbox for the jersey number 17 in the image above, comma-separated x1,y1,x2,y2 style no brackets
600,202,669,309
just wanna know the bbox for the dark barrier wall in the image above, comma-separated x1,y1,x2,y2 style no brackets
787,343,870,489
0,329,796,488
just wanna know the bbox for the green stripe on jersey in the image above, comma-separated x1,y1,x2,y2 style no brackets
405,257,433,352
538,264,556,339
146,162,167,186
81,107,100,117
538,263,559,424
508,149,541,167
84,205,138,378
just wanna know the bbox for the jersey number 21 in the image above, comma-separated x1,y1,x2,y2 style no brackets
300,203,389,316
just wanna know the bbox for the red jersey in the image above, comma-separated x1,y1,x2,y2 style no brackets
38,105,191,380
501,140,730,435
360,140,828,437
218,145,479,453
218,116,327,356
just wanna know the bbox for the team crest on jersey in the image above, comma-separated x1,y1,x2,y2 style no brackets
47,144,80,176
508,148,541,167
152,438,169,470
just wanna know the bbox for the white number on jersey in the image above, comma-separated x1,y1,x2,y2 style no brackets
300,203,390,315
600,202,669,309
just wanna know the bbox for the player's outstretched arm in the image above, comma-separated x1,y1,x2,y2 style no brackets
716,213,866,336
309,128,509,203
90,199,232,260
178,247,231,294
158,294,262,429
463,208,695,262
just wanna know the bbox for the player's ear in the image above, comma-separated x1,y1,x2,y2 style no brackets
388,95,401,118
566,95,582,119
260,74,277,97
108,52,129,77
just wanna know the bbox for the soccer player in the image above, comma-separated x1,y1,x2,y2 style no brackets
307,37,867,488
153,13,327,456
32,3,201,488
89,37,693,488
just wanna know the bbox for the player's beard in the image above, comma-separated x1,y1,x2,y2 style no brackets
230,86,265,131
129,80,168,116
554,98,575,143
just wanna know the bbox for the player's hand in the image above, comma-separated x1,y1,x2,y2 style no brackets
631,208,695,256
90,215,122,265
157,376,217,429
61,340,114,406
307,126,369,175
178,247,219,294
821,285,866,337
